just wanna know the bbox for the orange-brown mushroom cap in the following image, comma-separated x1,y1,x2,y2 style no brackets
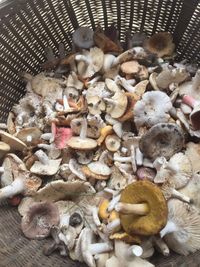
119,180,168,236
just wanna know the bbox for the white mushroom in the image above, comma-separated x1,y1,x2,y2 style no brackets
134,91,172,129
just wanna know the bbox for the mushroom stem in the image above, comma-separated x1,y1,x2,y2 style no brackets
182,95,199,108
117,77,136,93
0,178,24,199
130,145,137,173
0,166,4,174
136,147,143,166
38,144,52,151
115,202,149,215
153,236,170,256
63,95,70,110
88,243,113,255
75,55,91,65
106,218,121,233
92,206,101,227
80,118,87,139
107,194,121,212
35,150,49,165
127,245,143,257
192,70,200,91
171,189,190,203
113,155,132,162
160,220,178,238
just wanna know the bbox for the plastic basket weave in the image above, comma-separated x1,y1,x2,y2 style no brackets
0,0,200,266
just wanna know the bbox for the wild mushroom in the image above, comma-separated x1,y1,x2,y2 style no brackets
0,154,41,200
116,180,167,236
179,69,200,99
120,60,141,75
108,166,127,191
0,130,27,151
139,123,184,160
185,142,200,173
30,150,62,176
134,91,172,129
105,134,121,152
76,47,104,78
66,71,84,90
154,67,189,90
160,199,200,255
15,127,42,145
67,118,97,150
72,27,94,49
104,89,128,119
21,202,60,239
136,167,156,181
144,32,175,57
82,151,111,180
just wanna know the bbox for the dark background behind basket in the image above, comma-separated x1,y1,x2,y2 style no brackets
0,0,200,266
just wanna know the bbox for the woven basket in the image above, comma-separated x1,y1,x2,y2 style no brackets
0,0,200,266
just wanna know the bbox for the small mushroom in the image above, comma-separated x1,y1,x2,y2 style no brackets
72,27,94,49
134,91,172,129
67,118,97,150
105,134,121,152
21,202,60,239
139,123,184,160
97,125,113,146
0,130,27,151
15,127,42,145
160,199,200,255
144,32,175,57
116,180,167,236
30,150,62,176
120,60,141,75
82,151,111,180
87,96,106,115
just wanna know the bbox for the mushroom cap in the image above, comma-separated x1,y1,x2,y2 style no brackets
144,32,175,57
120,180,168,236
0,141,10,158
15,127,42,145
118,93,139,122
134,91,172,129
30,158,62,176
67,136,97,150
82,165,110,180
185,142,200,173
18,197,36,216
139,123,184,160
120,60,141,74
88,161,112,176
33,180,95,202
87,95,106,115
72,27,94,49
105,134,121,152
168,152,192,189
164,199,200,255
0,130,27,151
21,201,60,239
106,91,128,119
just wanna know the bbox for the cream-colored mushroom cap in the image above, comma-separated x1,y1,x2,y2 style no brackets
106,91,128,119
67,136,97,150
163,199,200,255
15,127,42,144
0,130,27,151
30,158,62,176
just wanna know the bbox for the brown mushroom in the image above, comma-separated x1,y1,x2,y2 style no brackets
117,180,167,236
15,127,42,145
0,130,27,151
21,202,60,239
139,123,184,160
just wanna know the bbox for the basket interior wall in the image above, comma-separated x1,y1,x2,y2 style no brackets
0,0,199,122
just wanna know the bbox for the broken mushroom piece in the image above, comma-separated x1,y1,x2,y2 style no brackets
134,91,172,129
139,123,184,160
21,202,60,239
116,180,167,236
161,199,200,255
67,118,97,150
144,32,175,57
0,130,27,151
30,150,62,176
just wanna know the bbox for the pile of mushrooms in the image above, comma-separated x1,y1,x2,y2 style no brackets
1,25,200,267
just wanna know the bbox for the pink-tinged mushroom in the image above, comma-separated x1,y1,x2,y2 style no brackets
21,202,60,239
54,127,73,149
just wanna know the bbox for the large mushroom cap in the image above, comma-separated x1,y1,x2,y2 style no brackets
67,136,97,150
139,123,184,160
30,158,62,176
15,127,42,145
21,202,60,239
0,130,27,151
119,180,168,236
